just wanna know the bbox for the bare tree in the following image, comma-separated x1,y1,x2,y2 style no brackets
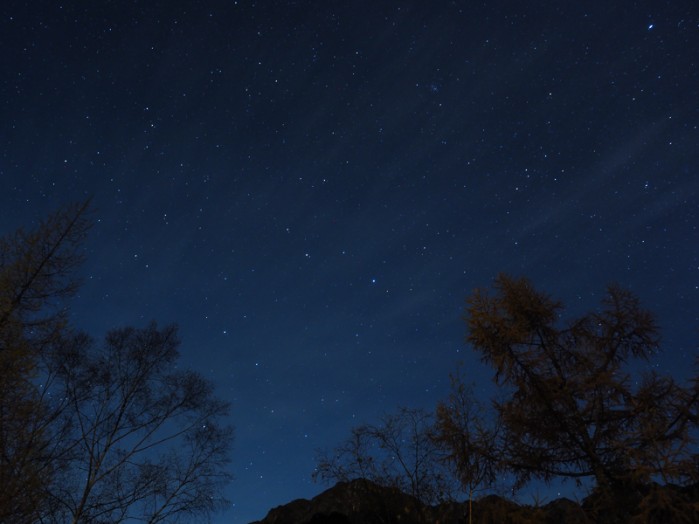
314,407,458,505
41,323,233,524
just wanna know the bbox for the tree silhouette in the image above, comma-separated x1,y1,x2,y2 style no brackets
42,323,233,523
0,201,90,522
0,203,233,523
434,370,503,524
457,274,697,495
314,407,458,505
315,274,698,521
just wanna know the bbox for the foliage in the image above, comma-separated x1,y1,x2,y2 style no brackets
433,370,503,522
0,201,91,522
0,203,233,523
460,274,698,493
313,407,458,505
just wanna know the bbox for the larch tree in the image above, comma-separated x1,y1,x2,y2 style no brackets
433,371,503,524
457,274,697,496
0,201,91,522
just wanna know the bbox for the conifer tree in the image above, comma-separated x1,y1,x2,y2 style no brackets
458,274,697,493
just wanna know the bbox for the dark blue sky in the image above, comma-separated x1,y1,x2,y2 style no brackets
2,1,698,522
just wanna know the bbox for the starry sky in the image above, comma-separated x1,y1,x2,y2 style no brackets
1,1,698,522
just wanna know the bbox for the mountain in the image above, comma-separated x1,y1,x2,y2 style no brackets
250,478,699,524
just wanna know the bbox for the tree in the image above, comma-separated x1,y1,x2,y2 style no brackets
42,323,233,524
460,274,697,496
313,407,458,505
0,201,91,522
433,370,502,524
0,203,233,523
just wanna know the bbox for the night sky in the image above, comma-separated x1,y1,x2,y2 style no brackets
2,1,698,522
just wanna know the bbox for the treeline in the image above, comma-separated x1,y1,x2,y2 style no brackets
315,275,699,522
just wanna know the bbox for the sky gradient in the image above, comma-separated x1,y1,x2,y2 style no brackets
2,1,698,522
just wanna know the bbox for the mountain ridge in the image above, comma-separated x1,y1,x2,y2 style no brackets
250,477,699,524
